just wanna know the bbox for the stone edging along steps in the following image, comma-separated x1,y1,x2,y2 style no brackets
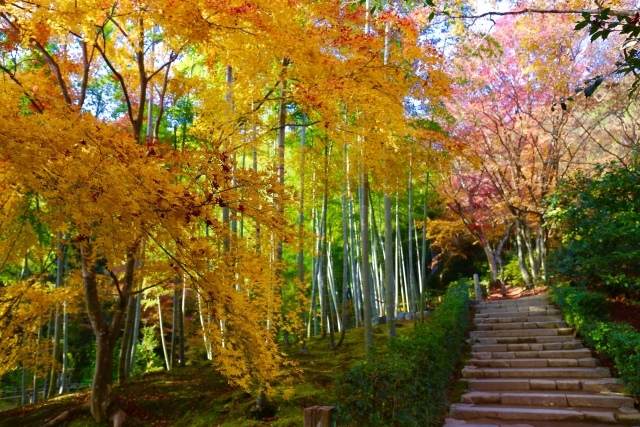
445,293,640,427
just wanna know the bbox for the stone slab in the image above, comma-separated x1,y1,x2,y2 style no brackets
500,392,567,407
467,379,531,391
449,405,585,422
566,393,634,408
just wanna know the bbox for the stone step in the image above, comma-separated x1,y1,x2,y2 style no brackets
476,321,568,330
476,309,561,318
472,348,591,360
477,301,551,310
444,421,636,427
473,339,582,350
460,391,634,409
449,403,633,424
475,336,579,346
477,306,556,315
462,367,610,380
467,357,597,368
475,315,564,324
466,378,623,392
471,328,574,338
444,421,618,427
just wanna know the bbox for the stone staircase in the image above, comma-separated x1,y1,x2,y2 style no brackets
445,293,640,427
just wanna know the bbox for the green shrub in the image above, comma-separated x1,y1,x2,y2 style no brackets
546,163,640,294
334,279,470,426
503,252,525,286
131,326,165,375
551,285,640,399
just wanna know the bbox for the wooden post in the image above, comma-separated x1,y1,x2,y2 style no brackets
474,273,482,301
304,406,335,427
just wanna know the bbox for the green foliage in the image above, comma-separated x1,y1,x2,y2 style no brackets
546,163,640,294
551,285,640,399
334,279,470,426
502,252,525,286
131,326,165,376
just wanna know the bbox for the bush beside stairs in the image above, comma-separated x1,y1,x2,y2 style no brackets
446,293,640,427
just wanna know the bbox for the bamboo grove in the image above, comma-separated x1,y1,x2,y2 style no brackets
0,0,449,422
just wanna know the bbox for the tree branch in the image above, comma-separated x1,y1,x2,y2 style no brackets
441,7,638,20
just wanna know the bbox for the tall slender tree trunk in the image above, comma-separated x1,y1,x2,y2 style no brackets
179,283,186,366
48,235,64,397
222,65,232,255
58,301,68,394
118,296,136,382
127,293,142,375
33,321,42,402
407,161,417,325
170,284,178,369
369,193,383,323
158,294,171,369
394,196,402,312
298,113,307,353
324,237,336,349
361,173,373,352
420,172,429,319
337,141,350,347
319,189,328,339
43,309,53,400
383,192,395,337
327,246,341,332
347,172,361,327
21,353,27,404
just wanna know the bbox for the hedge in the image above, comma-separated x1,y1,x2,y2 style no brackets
334,279,470,426
551,285,640,400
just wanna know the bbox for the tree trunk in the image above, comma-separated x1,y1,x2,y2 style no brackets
384,192,395,337
361,173,373,352
43,310,54,400
118,296,135,382
395,195,403,312
407,162,417,325
347,178,361,327
21,363,27,405
48,236,64,397
368,193,383,324
158,294,171,368
171,285,178,369
337,145,349,347
82,242,136,423
319,189,328,339
420,172,429,318
276,64,289,345
33,322,42,402
324,240,336,349
298,113,307,353
92,331,116,422
127,293,142,375
47,306,61,398
327,246,341,332
179,283,186,366
483,246,500,283
515,224,533,286
58,302,68,394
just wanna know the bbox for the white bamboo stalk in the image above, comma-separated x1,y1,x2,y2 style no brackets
327,244,342,332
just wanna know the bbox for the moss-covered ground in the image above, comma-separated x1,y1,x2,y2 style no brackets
0,322,418,427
